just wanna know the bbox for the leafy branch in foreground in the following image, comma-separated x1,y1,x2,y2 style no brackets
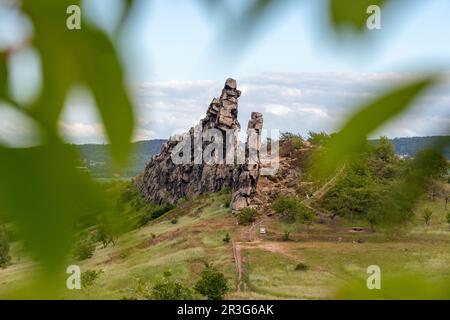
314,76,437,178
0,0,136,296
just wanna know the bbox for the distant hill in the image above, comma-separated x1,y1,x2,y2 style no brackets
384,136,449,159
75,139,166,178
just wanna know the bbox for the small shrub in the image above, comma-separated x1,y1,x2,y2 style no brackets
123,277,152,300
171,218,178,224
151,203,175,220
238,208,257,225
138,203,175,227
272,196,314,225
272,196,298,223
222,198,231,208
95,226,117,248
220,186,232,194
307,131,330,146
195,264,228,300
280,132,304,157
73,233,96,261
297,203,314,225
150,271,195,300
295,262,308,271
282,230,290,241
81,269,103,288
0,226,11,268
422,209,433,226
223,233,231,243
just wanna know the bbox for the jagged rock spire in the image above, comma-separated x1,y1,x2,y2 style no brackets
135,78,262,210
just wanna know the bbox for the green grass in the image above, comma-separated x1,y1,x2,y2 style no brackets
232,196,450,299
1,190,449,300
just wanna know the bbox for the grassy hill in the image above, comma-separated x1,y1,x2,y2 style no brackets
1,135,449,299
1,183,449,299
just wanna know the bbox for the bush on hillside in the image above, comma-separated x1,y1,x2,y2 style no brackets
295,262,308,271
223,233,231,243
150,271,195,300
238,208,257,225
195,264,228,300
73,232,96,261
280,132,304,157
422,209,432,226
81,269,103,288
137,203,175,227
272,196,298,223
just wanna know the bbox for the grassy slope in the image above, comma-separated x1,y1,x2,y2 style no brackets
1,192,449,299
233,198,450,299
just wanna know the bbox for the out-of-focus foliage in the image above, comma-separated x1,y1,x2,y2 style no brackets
0,146,101,268
314,77,436,178
0,0,448,299
307,131,332,147
336,275,450,300
0,225,11,268
72,231,96,261
318,139,448,227
22,0,135,163
0,0,135,297
329,0,387,32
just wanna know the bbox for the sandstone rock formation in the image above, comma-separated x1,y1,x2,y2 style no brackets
135,78,263,210
230,112,263,210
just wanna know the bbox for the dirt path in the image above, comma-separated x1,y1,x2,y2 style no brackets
230,163,345,292
231,240,244,292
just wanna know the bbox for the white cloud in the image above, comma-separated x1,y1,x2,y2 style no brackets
1,72,448,146
265,104,292,116
59,122,104,141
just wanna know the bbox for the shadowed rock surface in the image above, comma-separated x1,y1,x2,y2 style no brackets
135,78,263,209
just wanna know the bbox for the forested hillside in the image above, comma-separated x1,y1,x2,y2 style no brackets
75,140,166,178
378,136,450,159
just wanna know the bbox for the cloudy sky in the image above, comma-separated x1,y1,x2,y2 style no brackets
0,0,450,146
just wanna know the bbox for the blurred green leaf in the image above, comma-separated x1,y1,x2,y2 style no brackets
315,77,436,177
115,0,136,36
79,26,135,167
0,52,8,100
329,0,387,32
0,144,102,273
336,274,450,300
0,0,136,297
23,0,77,134
375,149,449,225
23,0,135,165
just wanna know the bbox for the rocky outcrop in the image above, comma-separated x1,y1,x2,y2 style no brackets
230,112,263,210
135,78,263,210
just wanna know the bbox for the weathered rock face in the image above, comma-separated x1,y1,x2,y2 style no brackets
230,112,263,210
135,78,263,210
